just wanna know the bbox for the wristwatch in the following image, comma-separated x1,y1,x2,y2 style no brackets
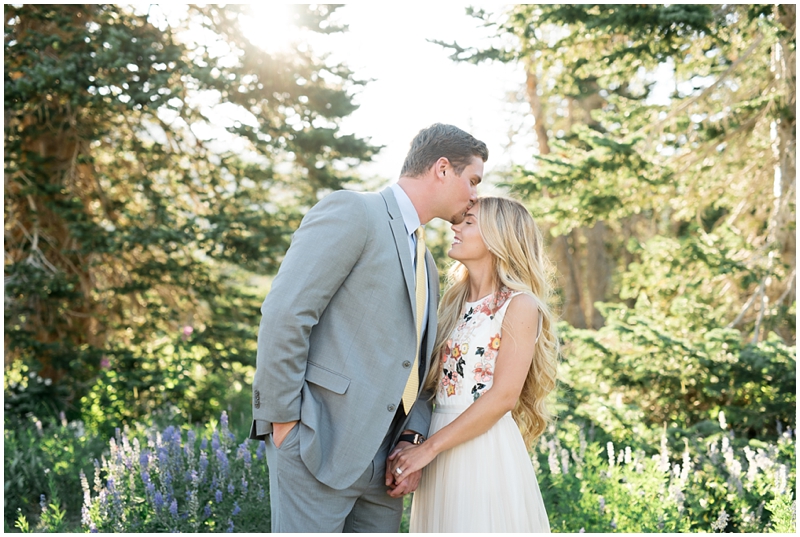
398,433,425,445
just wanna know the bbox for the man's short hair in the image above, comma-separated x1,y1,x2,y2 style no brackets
400,123,489,177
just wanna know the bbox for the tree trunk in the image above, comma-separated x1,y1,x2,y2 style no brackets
524,60,587,327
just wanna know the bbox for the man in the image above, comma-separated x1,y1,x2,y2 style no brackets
250,123,488,532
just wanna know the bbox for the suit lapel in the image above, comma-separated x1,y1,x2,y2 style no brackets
381,189,416,317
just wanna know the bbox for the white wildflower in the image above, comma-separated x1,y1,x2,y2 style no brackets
658,434,670,473
774,464,787,496
607,442,615,470
718,410,727,430
560,448,570,475
547,440,560,475
711,509,729,532
624,446,632,465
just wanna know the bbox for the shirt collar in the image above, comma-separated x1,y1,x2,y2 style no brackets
389,183,421,236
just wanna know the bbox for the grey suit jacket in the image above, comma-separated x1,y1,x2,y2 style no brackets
250,187,438,490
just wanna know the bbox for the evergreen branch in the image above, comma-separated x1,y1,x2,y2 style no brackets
643,32,766,146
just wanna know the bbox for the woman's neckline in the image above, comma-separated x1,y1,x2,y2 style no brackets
465,291,494,305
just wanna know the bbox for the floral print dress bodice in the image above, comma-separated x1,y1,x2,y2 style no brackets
436,287,535,409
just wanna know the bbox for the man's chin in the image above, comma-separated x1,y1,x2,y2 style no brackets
450,212,467,225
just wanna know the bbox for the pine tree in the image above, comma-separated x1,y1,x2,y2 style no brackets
4,4,379,429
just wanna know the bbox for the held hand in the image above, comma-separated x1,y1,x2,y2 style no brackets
272,420,298,449
385,441,423,497
387,443,436,487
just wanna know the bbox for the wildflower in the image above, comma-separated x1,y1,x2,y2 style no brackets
256,441,266,461
170,499,178,517
258,485,265,501
182,325,194,340
35,420,43,435
232,501,241,516
610,519,617,530
238,442,252,468
711,509,729,532
607,442,615,470
598,496,605,515
81,505,91,527
215,489,223,503
624,446,632,465
560,448,570,475
212,431,221,451
718,410,727,430
241,476,249,494
228,482,235,495
579,529,585,533
221,411,229,430
89,522,98,533
774,464,788,496
658,434,669,473
200,451,209,473
40,494,47,512
154,491,164,511
59,411,67,427
100,356,110,369
226,518,234,532
204,504,212,518
547,440,560,475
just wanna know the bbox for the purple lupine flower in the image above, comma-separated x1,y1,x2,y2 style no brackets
204,504,212,518
154,491,164,511
190,469,199,485
159,448,169,468
212,431,221,451
256,441,266,461
228,483,235,495
169,499,178,517
140,450,150,469
232,502,241,516
40,494,47,512
146,482,155,496
221,411,228,430
258,485,265,500
200,451,209,472
226,519,234,533
241,476,248,494
141,470,151,485
215,489,223,503
90,523,98,533
216,448,229,475
201,437,208,450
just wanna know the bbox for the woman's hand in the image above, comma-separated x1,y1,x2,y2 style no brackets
387,442,437,485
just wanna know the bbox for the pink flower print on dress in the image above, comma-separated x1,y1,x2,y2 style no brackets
473,361,493,383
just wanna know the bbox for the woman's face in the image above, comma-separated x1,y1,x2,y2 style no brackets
448,202,492,265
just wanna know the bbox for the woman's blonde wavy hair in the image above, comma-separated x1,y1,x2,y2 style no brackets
424,196,559,447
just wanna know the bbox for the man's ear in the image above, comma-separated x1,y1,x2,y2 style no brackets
435,157,451,180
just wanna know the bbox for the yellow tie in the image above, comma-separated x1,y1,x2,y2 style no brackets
402,227,426,413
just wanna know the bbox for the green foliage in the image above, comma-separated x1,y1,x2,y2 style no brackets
4,414,106,530
4,4,378,427
533,419,796,532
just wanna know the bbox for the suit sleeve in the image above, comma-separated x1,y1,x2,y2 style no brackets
253,191,368,427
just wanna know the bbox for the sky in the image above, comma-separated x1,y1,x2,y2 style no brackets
242,3,539,187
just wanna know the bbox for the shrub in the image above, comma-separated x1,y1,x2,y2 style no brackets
4,413,106,530
533,419,796,532
81,411,269,532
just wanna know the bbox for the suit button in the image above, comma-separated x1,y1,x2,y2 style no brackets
387,404,396,412
402,360,411,368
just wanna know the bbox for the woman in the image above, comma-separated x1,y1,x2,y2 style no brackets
388,196,558,532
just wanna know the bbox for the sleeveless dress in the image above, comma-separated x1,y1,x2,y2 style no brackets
409,288,550,533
